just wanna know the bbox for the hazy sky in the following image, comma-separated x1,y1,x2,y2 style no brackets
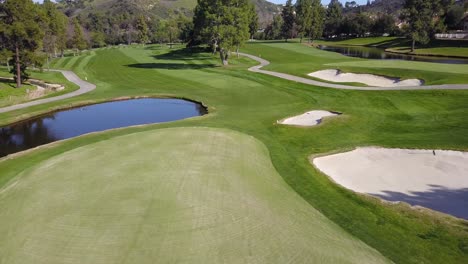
33,0,369,5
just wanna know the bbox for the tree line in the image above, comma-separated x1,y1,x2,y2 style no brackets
260,0,468,49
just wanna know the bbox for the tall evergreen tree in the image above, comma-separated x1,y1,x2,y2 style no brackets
71,18,87,55
42,0,67,66
296,0,312,43
281,0,296,42
309,0,325,42
248,3,258,40
0,0,44,88
324,0,343,38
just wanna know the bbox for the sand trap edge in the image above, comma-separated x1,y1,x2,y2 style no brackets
277,110,342,127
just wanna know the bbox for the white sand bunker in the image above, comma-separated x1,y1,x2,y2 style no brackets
278,110,339,127
313,147,468,219
309,69,423,87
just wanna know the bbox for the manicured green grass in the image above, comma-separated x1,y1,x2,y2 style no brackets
0,69,79,108
0,45,467,263
243,41,468,85
0,80,35,107
0,127,389,263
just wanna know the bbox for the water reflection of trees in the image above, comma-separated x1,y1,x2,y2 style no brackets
0,116,57,157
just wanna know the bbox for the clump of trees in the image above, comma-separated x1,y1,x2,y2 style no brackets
401,0,458,51
258,0,463,49
192,0,257,65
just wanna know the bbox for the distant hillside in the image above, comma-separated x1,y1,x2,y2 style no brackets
365,0,404,14
64,0,279,27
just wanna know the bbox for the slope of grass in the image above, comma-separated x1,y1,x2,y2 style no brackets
242,41,468,85
317,37,468,58
0,67,79,108
0,45,467,263
0,127,389,264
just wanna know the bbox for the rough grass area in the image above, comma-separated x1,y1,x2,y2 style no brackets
0,127,389,264
0,45,467,263
243,41,468,85
0,67,79,108
0,80,34,107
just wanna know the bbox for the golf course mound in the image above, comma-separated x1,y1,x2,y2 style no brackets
313,147,468,219
308,69,423,87
0,128,389,264
278,110,339,127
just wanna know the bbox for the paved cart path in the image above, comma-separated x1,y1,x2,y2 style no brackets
0,70,96,114
240,52,468,91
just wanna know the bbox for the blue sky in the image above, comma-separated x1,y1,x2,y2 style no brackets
34,0,369,5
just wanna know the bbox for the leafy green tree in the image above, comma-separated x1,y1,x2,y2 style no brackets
296,0,312,43
0,0,45,88
281,0,296,41
91,31,106,48
248,3,258,40
42,0,67,63
324,0,343,38
265,15,283,40
401,0,447,51
193,0,251,65
309,0,325,42
71,18,88,55
136,15,149,45
372,14,398,35
445,4,465,29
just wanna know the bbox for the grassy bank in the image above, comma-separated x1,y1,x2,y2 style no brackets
0,44,467,263
316,36,468,58
0,65,80,108
243,41,468,85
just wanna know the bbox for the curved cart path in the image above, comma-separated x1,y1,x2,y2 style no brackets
0,70,96,114
240,52,468,91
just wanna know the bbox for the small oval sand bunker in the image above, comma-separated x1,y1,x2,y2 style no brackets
313,147,468,219
308,69,423,87
278,110,339,127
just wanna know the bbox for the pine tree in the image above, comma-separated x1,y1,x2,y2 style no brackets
72,18,87,55
281,0,296,42
0,0,45,88
309,0,325,42
324,0,343,38
296,0,312,43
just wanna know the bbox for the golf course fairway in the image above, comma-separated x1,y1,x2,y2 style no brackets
0,127,389,264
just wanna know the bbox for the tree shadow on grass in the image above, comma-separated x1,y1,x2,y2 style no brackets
126,63,216,70
152,47,214,61
370,185,468,220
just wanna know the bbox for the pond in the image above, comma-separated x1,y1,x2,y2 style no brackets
0,98,207,157
318,45,468,64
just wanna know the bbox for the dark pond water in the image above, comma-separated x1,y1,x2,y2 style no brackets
318,45,468,64
0,98,207,157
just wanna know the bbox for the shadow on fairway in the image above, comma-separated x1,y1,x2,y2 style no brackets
126,63,216,70
371,185,468,220
152,48,214,61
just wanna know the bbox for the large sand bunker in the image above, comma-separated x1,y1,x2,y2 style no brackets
278,110,339,127
313,147,468,219
308,69,423,87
